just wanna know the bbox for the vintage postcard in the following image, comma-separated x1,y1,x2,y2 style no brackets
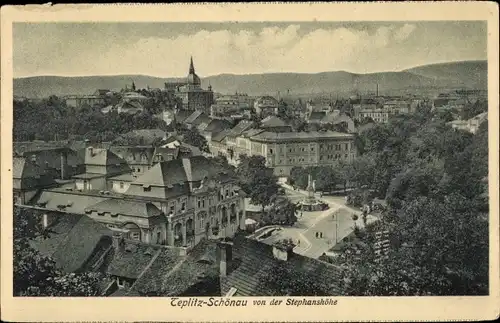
1,2,499,322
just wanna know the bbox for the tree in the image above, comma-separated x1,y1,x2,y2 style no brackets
181,128,210,153
261,262,330,296
340,195,488,296
263,195,298,225
236,155,279,211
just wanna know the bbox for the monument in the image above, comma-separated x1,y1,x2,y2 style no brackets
298,174,329,211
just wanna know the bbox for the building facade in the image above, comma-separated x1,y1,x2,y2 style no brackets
235,131,357,177
254,96,279,117
173,57,214,113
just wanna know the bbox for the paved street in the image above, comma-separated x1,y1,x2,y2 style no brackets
258,184,378,259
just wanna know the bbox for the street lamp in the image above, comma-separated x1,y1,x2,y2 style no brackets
332,213,338,244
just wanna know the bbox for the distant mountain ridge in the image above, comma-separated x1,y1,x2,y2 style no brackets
14,60,487,98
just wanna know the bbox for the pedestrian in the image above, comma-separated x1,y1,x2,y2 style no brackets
297,239,301,246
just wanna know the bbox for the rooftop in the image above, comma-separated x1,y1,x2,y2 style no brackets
28,211,113,273
251,131,353,143
220,235,345,296
85,199,163,218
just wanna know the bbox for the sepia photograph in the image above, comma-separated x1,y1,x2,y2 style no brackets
1,3,499,322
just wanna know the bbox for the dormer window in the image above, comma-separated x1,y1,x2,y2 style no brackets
143,184,151,192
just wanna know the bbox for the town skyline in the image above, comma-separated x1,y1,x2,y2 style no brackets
14,21,486,78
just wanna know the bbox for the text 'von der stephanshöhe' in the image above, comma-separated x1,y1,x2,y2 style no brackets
170,298,338,308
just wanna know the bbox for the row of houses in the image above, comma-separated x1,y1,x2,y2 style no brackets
206,116,357,177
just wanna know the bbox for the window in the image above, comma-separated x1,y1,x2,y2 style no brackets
198,200,201,208
269,149,273,154
181,202,186,212
345,143,348,150
345,154,348,158
119,182,124,189
170,205,175,214
137,168,141,172
131,232,140,241
117,277,125,288
202,199,205,208
311,147,314,151
225,190,229,198
143,186,151,192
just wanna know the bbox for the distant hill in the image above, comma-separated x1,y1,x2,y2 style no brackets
404,60,487,88
14,60,487,98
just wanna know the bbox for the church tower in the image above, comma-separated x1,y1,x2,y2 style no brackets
187,56,201,87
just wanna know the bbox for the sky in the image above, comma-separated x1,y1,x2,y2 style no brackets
13,21,487,78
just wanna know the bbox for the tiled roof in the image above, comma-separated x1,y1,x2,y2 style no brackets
184,111,204,124
110,146,155,165
130,239,218,296
107,241,163,279
227,120,255,137
85,148,127,167
211,130,230,143
220,235,345,296
134,158,188,187
13,157,44,180
261,116,287,128
202,119,233,133
85,199,163,218
175,110,192,123
29,211,113,273
133,155,235,188
251,131,353,142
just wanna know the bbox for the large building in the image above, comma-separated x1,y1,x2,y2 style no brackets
170,57,214,113
19,144,245,249
244,131,357,176
210,93,253,119
254,96,279,117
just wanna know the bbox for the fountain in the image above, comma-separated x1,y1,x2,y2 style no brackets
298,174,329,212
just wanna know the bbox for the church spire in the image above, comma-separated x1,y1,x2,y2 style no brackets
189,56,195,74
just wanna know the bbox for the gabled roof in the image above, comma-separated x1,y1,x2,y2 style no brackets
228,120,255,137
211,130,230,143
220,235,345,296
85,199,163,218
110,146,156,165
260,116,287,128
13,157,45,180
133,155,235,188
130,240,218,296
85,148,128,167
29,211,113,273
175,110,192,123
185,111,211,126
107,241,164,279
201,119,233,133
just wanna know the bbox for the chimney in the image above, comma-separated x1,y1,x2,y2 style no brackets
112,232,125,251
272,239,295,261
60,151,68,180
42,213,49,229
217,240,233,277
